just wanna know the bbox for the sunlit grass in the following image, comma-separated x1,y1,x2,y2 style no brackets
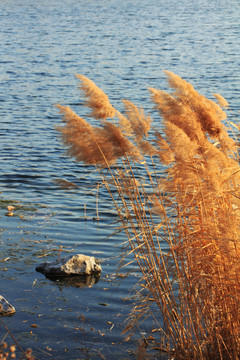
57,71,240,359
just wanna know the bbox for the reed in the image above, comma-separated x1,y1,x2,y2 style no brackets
57,72,240,359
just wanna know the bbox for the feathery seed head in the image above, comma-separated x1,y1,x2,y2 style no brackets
75,74,116,120
213,93,229,109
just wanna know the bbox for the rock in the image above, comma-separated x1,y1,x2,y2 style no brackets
5,212,14,217
0,296,15,316
35,254,102,278
7,205,15,212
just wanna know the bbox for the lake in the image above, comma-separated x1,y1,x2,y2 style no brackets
0,0,239,358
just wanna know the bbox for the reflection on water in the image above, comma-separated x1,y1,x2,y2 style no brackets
0,0,239,358
44,273,101,288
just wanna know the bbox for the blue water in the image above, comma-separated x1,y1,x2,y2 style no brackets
0,0,240,358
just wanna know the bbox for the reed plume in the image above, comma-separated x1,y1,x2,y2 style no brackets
56,104,141,166
57,72,240,359
75,74,116,120
213,93,229,109
122,100,152,139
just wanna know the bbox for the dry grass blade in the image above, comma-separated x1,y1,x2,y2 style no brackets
0,318,36,359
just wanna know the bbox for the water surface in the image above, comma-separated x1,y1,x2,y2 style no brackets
0,0,239,358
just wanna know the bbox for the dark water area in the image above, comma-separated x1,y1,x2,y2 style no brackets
0,0,240,358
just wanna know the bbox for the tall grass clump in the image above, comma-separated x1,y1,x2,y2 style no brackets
57,71,240,359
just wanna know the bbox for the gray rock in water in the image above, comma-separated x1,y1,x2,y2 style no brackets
0,296,15,316
36,254,102,277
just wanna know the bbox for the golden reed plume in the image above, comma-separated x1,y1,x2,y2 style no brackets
56,76,152,166
75,74,116,120
213,93,229,109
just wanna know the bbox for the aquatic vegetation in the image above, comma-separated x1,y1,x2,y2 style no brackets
57,71,240,359
0,342,34,360
0,319,34,359
0,342,16,360
0,199,41,220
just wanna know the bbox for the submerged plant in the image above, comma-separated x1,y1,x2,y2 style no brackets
57,71,240,359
